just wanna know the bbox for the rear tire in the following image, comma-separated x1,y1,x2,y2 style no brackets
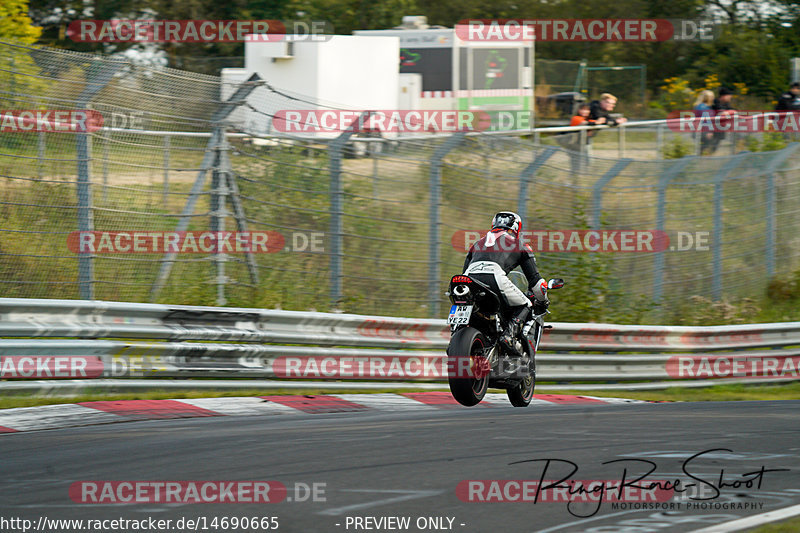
448,327,490,407
507,336,536,407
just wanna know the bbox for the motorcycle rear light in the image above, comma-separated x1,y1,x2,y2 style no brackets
451,275,472,283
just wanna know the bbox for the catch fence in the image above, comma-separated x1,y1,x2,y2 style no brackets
2,40,800,320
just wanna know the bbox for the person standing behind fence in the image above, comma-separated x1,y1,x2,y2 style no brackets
588,93,628,129
775,82,800,111
694,90,715,155
775,82,800,140
707,87,736,154
565,103,596,173
570,103,597,133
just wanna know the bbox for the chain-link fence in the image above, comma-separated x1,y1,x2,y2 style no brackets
2,40,800,321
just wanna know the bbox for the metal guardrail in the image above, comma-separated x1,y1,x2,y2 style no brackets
1,298,799,387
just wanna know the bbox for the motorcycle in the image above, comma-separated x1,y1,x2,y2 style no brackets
445,270,565,407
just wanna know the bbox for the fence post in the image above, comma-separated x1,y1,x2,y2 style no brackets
656,123,663,158
76,131,93,299
210,130,230,306
712,153,749,300
517,146,557,218
429,132,466,317
163,135,171,208
328,111,372,309
763,143,800,279
591,158,632,229
75,60,122,300
653,157,695,301
101,129,110,203
37,131,45,180
618,124,625,158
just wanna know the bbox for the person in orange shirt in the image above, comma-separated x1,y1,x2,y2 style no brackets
570,103,597,138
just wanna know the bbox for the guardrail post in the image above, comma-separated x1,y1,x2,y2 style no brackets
591,158,632,229
517,146,557,218
429,132,466,317
653,157,695,301
328,111,372,309
618,124,625,158
763,143,800,279
712,153,749,300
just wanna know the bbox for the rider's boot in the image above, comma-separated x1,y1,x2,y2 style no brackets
500,306,530,353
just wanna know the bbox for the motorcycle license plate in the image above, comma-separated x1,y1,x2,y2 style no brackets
448,305,473,325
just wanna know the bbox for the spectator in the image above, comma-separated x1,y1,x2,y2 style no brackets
564,103,596,173
693,90,715,154
707,87,736,154
694,90,715,112
570,103,599,138
775,82,800,111
589,93,628,127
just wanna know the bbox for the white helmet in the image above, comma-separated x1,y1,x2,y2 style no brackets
491,211,522,236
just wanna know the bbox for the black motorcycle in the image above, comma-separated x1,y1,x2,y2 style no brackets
445,271,565,407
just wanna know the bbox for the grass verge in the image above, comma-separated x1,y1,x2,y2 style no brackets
541,381,800,402
748,516,800,532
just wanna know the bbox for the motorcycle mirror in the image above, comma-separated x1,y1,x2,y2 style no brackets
547,278,565,290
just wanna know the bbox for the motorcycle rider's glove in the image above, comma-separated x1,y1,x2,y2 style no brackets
532,297,549,316
528,279,549,315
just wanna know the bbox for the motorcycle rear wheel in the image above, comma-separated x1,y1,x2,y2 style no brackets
447,327,490,407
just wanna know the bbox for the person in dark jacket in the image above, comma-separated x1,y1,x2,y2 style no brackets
707,86,736,154
775,82,800,111
463,212,548,350
588,93,628,127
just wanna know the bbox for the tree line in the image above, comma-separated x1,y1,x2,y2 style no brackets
6,0,800,99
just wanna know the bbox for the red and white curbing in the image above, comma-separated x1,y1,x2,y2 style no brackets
0,393,647,434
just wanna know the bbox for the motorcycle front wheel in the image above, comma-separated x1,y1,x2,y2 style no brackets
507,335,536,407
447,327,490,406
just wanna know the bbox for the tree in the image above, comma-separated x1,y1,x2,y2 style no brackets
0,0,42,43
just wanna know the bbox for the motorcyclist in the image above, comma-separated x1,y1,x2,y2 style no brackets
462,212,549,352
